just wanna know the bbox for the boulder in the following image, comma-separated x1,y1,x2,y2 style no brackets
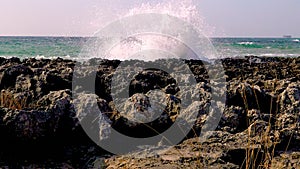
2,90,75,141
276,83,300,150
227,82,276,113
0,65,33,89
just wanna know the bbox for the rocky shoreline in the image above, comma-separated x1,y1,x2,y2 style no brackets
0,56,299,168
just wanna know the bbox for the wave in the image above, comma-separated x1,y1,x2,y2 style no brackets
237,42,254,45
1,53,299,62
259,53,300,57
292,39,299,43
233,42,263,48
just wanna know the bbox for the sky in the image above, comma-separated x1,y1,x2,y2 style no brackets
0,0,299,37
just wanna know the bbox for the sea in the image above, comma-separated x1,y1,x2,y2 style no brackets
0,36,299,60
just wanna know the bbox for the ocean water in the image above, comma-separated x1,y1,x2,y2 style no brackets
0,36,299,60
212,38,300,58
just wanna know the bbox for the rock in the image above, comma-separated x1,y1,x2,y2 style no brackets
121,93,158,124
0,56,299,168
271,152,300,169
218,106,246,133
15,75,32,92
37,70,72,94
227,82,276,113
0,64,33,89
276,83,300,150
2,90,75,140
105,91,176,138
247,120,269,137
247,109,275,125
104,131,263,169
74,93,112,142
279,82,300,114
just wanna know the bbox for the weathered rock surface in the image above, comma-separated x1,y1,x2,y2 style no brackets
0,56,299,168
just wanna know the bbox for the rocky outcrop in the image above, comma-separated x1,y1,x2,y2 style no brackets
276,83,300,151
0,56,299,168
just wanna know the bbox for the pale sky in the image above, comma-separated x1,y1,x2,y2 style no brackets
0,0,299,37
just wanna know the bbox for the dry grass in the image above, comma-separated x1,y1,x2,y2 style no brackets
241,82,273,169
241,69,293,169
0,90,30,110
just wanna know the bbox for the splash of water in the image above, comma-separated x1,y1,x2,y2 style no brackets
85,0,217,61
126,0,214,36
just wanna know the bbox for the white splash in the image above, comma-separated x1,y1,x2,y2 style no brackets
87,0,217,61
125,0,214,36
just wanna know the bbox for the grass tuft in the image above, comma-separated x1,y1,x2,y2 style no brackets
0,90,30,110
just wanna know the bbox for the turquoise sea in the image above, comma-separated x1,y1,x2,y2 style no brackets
0,36,299,59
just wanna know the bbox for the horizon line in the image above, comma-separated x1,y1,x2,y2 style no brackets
0,35,299,38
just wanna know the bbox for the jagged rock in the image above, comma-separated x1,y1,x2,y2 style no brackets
2,90,75,140
15,75,32,92
271,152,300,169
104,131,264,169
37,70,71,94
104,91,178,138
218,106,246,133
0,64,33,89
0,57,299,168
121,93,158,124
227,82,276,113
74,93,112,142
276,83,300,150
279,82,300,114
247,109,275,126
